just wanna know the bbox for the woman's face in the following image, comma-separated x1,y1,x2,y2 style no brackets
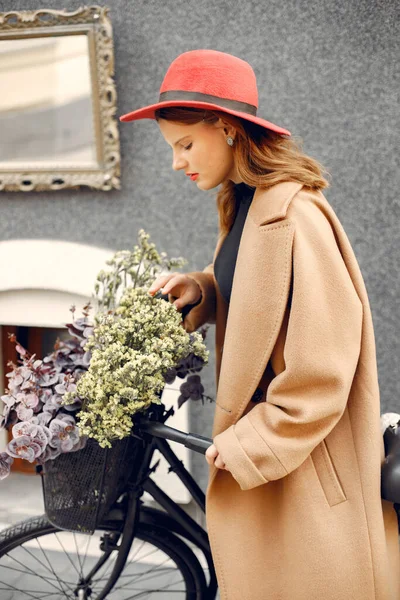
158,117,242,189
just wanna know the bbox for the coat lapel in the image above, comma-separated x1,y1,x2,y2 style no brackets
208,182,302,486
211,182,303,438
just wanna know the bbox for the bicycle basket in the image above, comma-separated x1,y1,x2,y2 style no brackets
40,434,144,534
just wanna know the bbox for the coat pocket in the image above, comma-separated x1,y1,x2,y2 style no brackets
310,439,347,507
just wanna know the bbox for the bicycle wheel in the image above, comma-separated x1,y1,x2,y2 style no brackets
0,515,207,599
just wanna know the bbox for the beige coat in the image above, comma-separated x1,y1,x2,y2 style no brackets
182,182,400,600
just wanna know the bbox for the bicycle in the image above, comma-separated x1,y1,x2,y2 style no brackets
0,292,217,599
0,397,218,599
1,290,400,599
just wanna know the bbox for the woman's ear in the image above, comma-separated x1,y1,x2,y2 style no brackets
214,117,237,142
221,121,237,139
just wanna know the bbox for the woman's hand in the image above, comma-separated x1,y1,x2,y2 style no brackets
148,273,202,311
205,443,230,471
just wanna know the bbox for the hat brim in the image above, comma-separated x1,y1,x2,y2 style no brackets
119,100,291,136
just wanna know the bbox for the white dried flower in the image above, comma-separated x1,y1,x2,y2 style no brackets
63,287,208,448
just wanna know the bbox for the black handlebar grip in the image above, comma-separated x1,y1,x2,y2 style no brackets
155,291,196,320
184,433,214,454
381,426,400,503
137,420,213,455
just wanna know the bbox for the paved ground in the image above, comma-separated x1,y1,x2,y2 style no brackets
0,472,44,529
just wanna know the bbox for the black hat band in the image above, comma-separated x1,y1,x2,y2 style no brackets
158,90,257,116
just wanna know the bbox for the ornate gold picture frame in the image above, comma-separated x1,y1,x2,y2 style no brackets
0,5,120,191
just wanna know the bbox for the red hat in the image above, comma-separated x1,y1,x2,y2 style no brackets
119,49,291,136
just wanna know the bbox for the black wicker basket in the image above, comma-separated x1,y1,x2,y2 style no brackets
40,435,144,534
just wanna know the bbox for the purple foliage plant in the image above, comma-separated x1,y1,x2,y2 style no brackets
0,304,93,479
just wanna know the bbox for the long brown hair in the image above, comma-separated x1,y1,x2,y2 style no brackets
155,107,331,237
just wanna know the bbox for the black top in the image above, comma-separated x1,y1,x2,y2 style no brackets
214,182,256,304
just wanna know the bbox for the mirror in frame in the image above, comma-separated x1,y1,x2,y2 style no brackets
0,5,120,191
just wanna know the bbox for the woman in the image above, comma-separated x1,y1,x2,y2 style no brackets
120,49,399,600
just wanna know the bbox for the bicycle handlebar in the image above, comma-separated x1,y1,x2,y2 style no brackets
136,420,213,455
139,420,400,500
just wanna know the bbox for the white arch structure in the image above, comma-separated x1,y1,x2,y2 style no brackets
0,240,190,503
0,239,113,327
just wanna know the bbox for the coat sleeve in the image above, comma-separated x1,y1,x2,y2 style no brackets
213,201,364,491
177,263,217,333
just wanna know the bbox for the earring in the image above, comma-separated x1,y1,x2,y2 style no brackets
226,136,234,146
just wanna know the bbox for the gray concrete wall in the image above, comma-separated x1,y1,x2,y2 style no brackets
1,0,398,491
